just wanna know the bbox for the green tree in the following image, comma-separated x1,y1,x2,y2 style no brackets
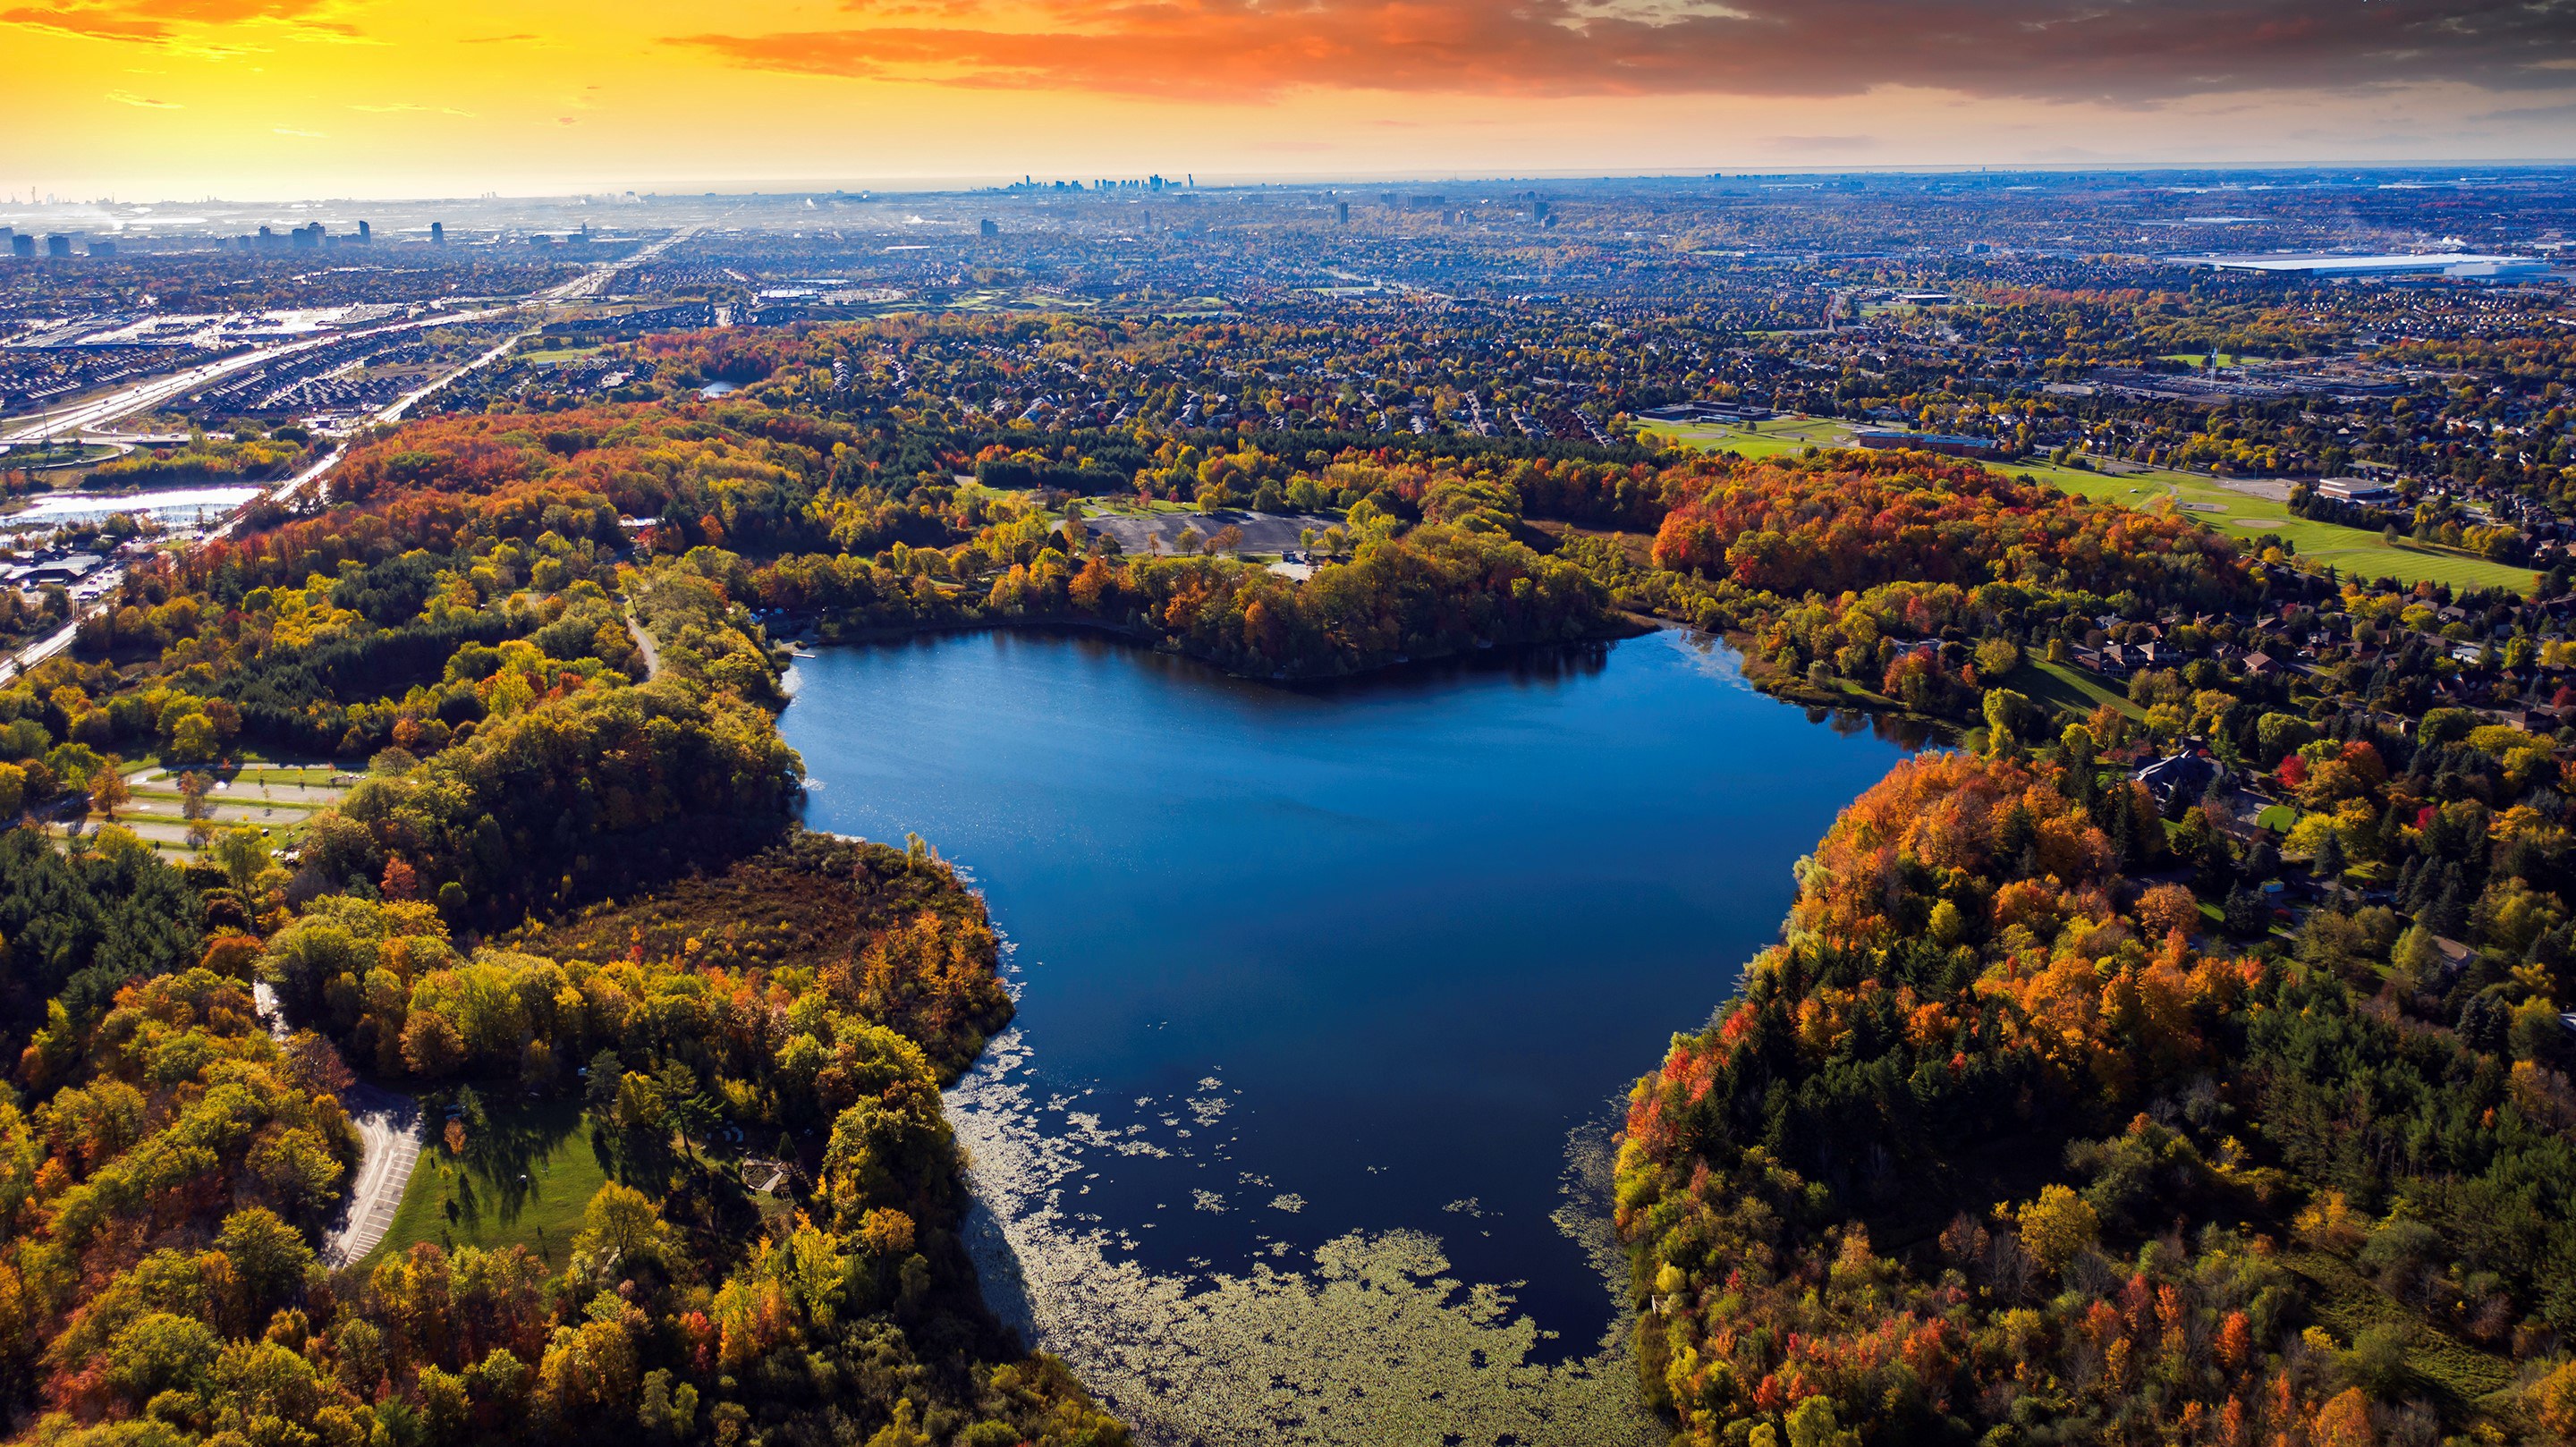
104,1311,220,1406
657,1058,717,1164
1785,1396,1858,1447
2254,712,2315,766
213,825,269,891
1982,688,2037,754
571,1180,674,1279
168,712,218,764
2313,825,2347,885
2012,1185,2100,1274
217,1206,316,1324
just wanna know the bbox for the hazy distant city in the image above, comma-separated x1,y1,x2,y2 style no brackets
6,167,2572,453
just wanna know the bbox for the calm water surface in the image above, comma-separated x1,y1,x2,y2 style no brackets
782,629,1913,1444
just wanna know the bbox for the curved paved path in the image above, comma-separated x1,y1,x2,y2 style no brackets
254,983,423,1266
324,1083,424,1265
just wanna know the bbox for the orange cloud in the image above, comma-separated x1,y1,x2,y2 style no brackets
5,0,348,45
3,4,173,40
673,0,2576,103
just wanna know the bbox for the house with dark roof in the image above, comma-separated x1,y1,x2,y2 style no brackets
2135,751,2222,808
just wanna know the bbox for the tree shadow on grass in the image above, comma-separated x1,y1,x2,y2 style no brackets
457,1096,586,1229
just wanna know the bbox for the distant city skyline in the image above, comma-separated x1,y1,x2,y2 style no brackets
5,0,2573,199
18,158,2576,213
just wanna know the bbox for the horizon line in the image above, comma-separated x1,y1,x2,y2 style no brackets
12,157,2576,211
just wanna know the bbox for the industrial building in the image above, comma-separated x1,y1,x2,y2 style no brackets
2177,252,2563,282
2316,478,2400,505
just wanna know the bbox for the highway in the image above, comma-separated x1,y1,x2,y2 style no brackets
0,307,504,448
0,227,700,681
539,224,698,303
5,609,80,682
0,223,697,450
212,442,344,538
378,328,525,425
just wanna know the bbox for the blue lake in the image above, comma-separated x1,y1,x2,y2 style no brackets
781,628,1916,1445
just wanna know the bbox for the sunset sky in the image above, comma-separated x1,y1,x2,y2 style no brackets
6,0,2575,199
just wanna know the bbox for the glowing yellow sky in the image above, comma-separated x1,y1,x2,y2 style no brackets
4,0,2573,199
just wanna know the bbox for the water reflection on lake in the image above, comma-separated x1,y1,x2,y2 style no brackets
781,628,1916,1445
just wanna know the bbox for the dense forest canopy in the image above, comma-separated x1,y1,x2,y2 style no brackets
1621,744,2576,1447
1,309,2572,1447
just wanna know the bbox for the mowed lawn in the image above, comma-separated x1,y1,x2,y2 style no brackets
1651,416,2536,595
1642,414,1852,462
2015,458,2535,593
2006,657,2147,722
369,1096,609,1273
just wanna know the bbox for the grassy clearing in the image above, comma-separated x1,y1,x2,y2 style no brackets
1642,414,1852,461
228,765,352,787
1652,416,2536,594
2007,658,2146,722
4,443,123,475
2284,1251,2518,1410
2025,459,2534,592
1074,495,1204,517
371,1096,608,1273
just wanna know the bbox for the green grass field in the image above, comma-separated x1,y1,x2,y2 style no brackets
2007,658,2146,722
1650,417,2536,594
370,1096,609,1272
4,443,124,474
1074,495,1206,516
227,766,351,787
1642,414,1853,461
2021,458,2534,592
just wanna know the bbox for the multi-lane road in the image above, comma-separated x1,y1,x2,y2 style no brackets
0,226,699,681
0,307,501,449
0,223,698,450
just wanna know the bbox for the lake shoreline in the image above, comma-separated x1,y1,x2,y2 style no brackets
781,628,1917,1445
778,607,1661,682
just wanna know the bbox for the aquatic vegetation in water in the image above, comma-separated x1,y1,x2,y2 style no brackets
949,1029,1661,1447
